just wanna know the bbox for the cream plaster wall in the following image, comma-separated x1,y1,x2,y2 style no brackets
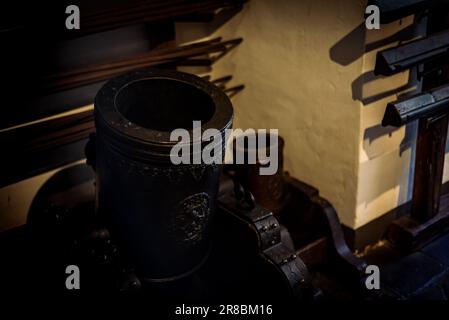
210,0,366,227
355,16,423,228
209,0,436,230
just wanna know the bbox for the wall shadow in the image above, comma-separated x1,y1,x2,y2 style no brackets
351,71,416,105
329,23,417,67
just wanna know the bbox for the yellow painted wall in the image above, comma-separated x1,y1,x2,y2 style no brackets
355,16,423,228
209,1,431,230
211,0,365,227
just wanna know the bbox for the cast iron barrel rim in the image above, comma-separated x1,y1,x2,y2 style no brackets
94,68,233,155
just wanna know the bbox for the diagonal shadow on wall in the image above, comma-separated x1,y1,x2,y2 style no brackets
329,23,417,67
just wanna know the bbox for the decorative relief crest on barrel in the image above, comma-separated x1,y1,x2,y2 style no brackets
173,193,210,246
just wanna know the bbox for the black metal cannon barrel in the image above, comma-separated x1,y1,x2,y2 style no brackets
93,69,233,282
